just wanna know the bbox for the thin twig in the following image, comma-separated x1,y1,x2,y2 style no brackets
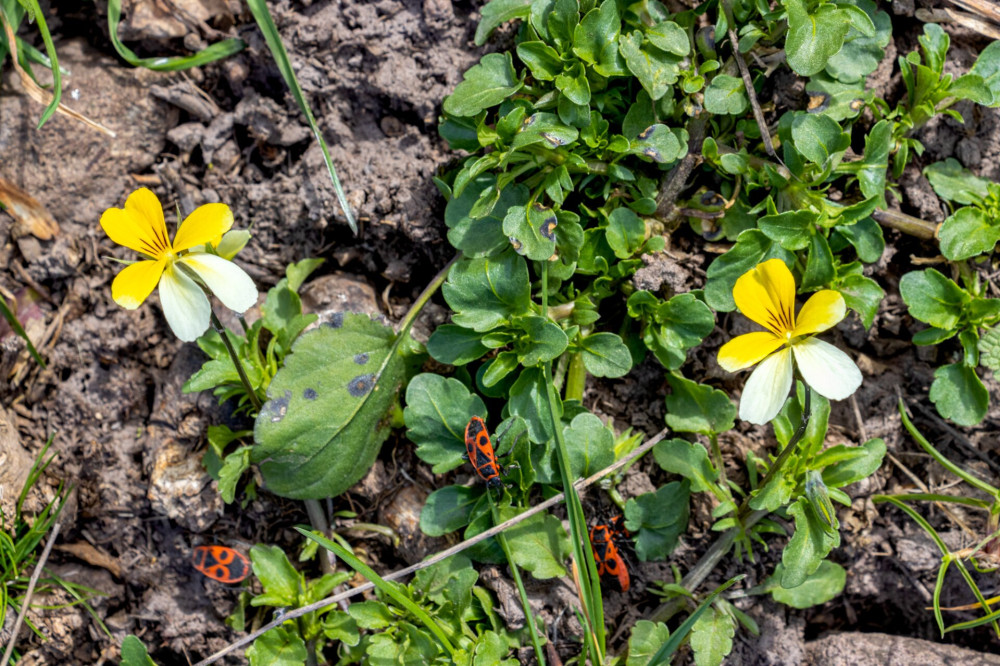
193,427,671,666
1,522,61,666
655,116,708,223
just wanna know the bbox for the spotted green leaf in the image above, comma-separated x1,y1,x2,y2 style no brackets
252,314,421,499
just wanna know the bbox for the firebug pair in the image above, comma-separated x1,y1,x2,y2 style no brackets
589,515,631,592
463,416,519,497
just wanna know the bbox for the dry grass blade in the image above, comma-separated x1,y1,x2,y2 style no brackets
0,13,115,138
917,7,1000,41
0,177,60,240
948,0,1000,25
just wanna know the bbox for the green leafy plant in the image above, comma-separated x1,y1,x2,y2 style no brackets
900,267,1000,426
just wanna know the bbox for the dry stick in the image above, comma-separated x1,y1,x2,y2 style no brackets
1,522,61,666
654,116,707,223
726,24,777,159
193,427,672,666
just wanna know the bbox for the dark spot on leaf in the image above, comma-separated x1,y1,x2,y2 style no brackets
539,216,557,241
303,388,318,400
347,374,375,397
354,352,370,365
522,114,537,128
643,147,663,162
849,98,865,111
324,312,344,328
638,125,656,141
509,236,525,253
265,390,292,423
807,92,830,113
540,131,565,147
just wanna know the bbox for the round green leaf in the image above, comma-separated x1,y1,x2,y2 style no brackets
939,207,1000,261
404,373,486,472
929,362,989,426
578,332,633,377
444,52,523,117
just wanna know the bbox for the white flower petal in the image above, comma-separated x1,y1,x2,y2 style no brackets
792,337,862,401
739,348,794,425
159,264,211,342
178,253,257,314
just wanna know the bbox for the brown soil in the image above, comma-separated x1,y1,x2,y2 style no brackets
2,0,1000,664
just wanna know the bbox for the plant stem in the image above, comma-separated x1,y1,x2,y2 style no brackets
737,387,812,517
709,433,729,495
490,498,546,666
210,311,262,412
871,208,939,240
564,353,587,402
304,498,336,576
395,254,459,337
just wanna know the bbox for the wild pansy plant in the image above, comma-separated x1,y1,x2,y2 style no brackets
100,188,257,342
718,258,862,425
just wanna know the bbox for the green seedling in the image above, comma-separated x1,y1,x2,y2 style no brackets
2,440,106,663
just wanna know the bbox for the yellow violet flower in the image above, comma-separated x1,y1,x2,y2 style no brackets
717,258,862,425
100,188,257,342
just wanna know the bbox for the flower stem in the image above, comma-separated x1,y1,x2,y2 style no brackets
737,387,812,517
210,311,262,412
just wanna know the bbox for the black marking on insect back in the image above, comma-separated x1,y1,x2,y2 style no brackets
539,216,557,241
354,352,369,365
638,125,656,141
264,390,292,423
303,388,317,400
475,448,494,469
347,373,375,397
466,418,487,439
324,312,344,328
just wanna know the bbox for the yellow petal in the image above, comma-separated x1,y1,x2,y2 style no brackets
100,188,171,258
792,290,846,337
718,331,786,372
111,259,166,309
173,203,234,252
732,258,796,336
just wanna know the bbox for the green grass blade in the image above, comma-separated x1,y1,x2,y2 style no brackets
877,493,990,509
898,399,999,497
245,0,357,234
646,575,745,665
489,497,546,666
106,0,245,71
295,526,457,659
19,0,59,127
0,293,44,368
